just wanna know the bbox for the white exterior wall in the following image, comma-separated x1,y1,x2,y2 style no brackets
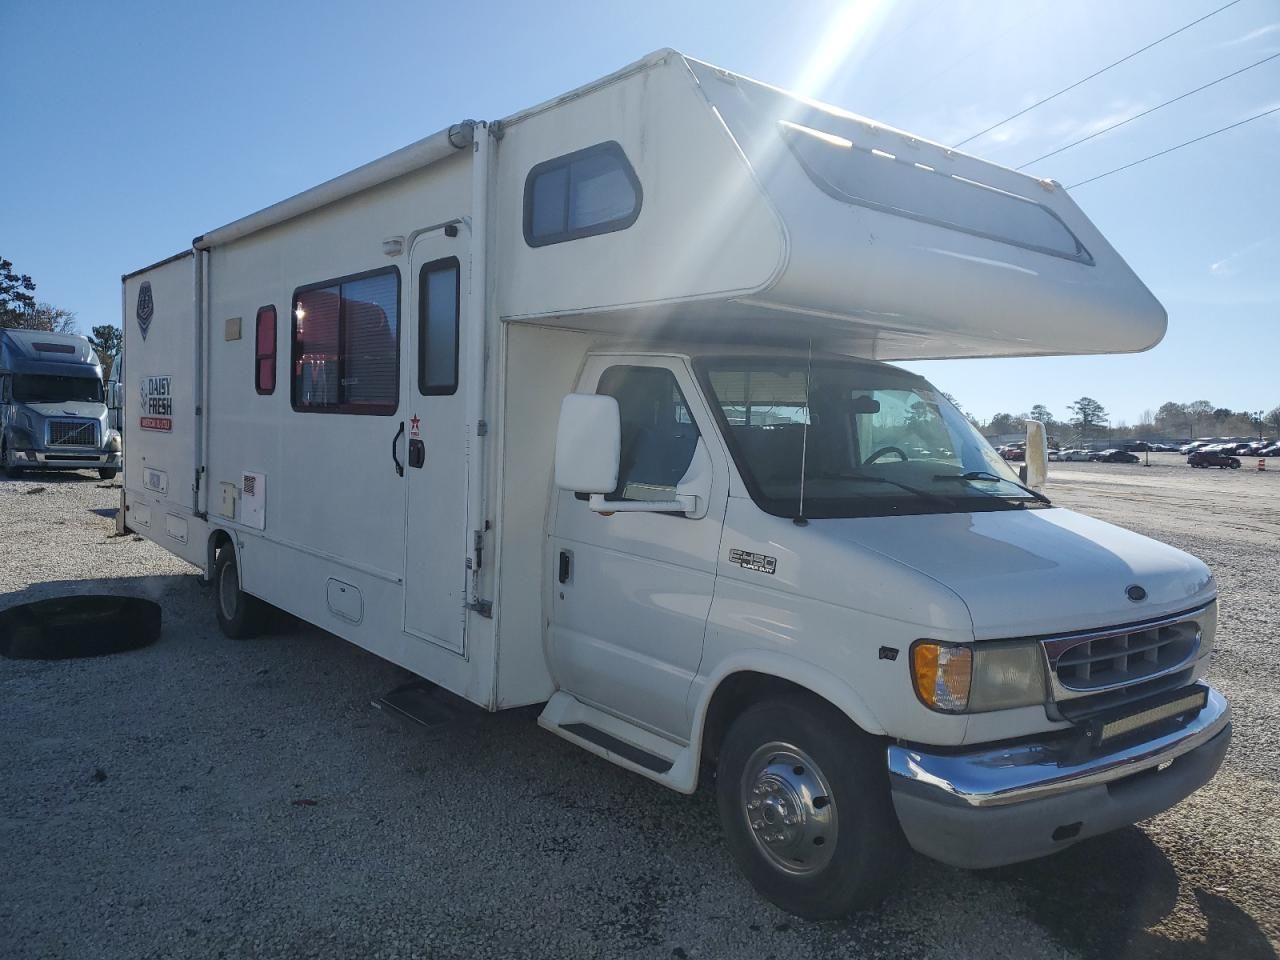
121,252,208,568
494,53,786,323
196,151,502,706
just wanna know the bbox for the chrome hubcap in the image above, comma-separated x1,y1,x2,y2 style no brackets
218,562,238,621
740,742,837,876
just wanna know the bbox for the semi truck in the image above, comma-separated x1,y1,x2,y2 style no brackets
121,50,1230,918
0,328,122,479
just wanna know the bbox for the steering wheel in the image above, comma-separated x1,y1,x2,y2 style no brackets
864,445,908,464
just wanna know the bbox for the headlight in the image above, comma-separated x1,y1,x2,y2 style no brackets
1197,599,1217,656
912,639,1047,713
106,431,122,452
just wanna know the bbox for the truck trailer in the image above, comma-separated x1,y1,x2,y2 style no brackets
121,50,1230,918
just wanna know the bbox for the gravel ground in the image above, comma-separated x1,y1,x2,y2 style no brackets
1,458,1276,960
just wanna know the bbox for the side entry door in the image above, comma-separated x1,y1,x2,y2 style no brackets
403,229,469,654
549,356,728,739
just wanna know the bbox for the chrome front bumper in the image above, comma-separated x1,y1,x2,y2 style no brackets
13,450,120,469
886,684,1231,868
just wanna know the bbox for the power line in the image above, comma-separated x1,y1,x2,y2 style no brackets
1066,103,1280,188
952,0,1244,148
1017,51,1280,169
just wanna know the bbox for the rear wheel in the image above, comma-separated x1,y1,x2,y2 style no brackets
716,694,906,919
1229,459,1240,469
213,546,265,639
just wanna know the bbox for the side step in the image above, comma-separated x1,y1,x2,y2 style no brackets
561,723,673,774
538,691,699,793
374,679,476,728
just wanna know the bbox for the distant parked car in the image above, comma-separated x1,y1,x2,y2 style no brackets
1188,449,1241,469
1089,449,1141,463
1180,441,1209,454
1124,441,1151,452
1260,443,1280,457
1060,449,1090,461
1047,449,1061,462
999,446,1024,461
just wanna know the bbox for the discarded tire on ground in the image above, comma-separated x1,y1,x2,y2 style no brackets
0,596,161,660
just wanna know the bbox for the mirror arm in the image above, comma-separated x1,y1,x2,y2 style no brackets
587,494,698,514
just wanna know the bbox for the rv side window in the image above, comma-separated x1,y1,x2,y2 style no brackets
779,121,1091,264
291,268,400,415
523,141,642,247
255,305,276,395
594,365,699,503
418,258,459,396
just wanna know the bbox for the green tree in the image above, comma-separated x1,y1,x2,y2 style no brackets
1029,404,1054,425
1155,401,1187,434
987,412,1020,435
24,302,78,334
90,324,122,375
1185,400,1214,437
0,256,37,326
1267,406,1280,434
1067,396,1108,438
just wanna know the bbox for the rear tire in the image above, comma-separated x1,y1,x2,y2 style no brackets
213,546,265,639
98,468,118,481
715,694,907,919
1229,460,1240,469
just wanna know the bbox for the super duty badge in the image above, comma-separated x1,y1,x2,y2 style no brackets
729,549,776,575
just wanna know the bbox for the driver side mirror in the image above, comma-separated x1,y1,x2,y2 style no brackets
1022,419,1048,491
555,393,621,494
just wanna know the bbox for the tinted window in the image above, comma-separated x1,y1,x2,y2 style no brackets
12,374,103,404
702,358,1036,520
780,121,1090,263
524,142,641,247
255,305,276,395
418,258,459,396
596,366,699,503
291,268,399,415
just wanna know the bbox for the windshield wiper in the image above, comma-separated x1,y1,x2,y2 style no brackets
933,471,1052,505
818,473,958,508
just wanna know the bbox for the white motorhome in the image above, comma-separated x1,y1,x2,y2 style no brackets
122,51,1229,918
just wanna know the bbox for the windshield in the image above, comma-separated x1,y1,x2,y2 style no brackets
700,358,1042,518
12,374,103,405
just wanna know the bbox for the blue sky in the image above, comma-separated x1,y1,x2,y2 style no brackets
3,0,1277,425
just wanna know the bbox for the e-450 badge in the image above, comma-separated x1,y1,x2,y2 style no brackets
729,549,777,575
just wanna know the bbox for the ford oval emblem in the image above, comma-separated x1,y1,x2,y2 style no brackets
1126,584,1148,603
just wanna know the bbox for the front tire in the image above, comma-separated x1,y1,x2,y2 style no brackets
1,442,21,477
98,468,118,481
213,546,265,639
716,694,906,919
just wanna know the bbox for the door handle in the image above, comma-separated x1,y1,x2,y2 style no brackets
558,550,572,584
392,421,405,476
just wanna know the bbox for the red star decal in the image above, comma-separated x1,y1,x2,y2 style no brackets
410,414,421,434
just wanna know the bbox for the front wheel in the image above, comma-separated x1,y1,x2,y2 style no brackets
1229,460,1240,469
716,695,906,919
1,442,21,477
213,546,265,639
98,468,118,481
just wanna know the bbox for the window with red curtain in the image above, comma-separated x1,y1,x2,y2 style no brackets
255,305,277,395
290,268,399,415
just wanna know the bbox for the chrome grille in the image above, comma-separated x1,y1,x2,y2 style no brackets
48,420,99,447
1042,609,1204,705
1055,621,1199,690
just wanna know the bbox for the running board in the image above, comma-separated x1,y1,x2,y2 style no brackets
561,723,673,773
537,691,699,793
